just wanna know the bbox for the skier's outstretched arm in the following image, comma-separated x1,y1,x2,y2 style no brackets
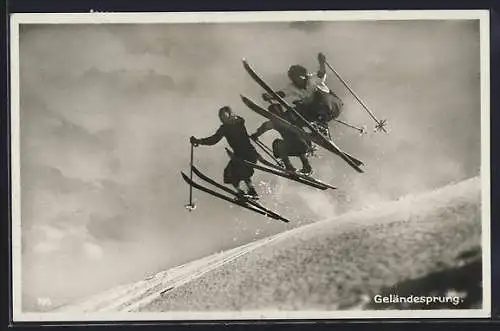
317,52,327,79
191,127,224,146
250,121,273,140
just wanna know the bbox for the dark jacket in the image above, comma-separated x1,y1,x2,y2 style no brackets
198,116,257,159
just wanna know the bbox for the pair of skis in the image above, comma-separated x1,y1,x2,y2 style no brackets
182,59,365,223
181,165,291,223
225,148,336,191
241,60,365,174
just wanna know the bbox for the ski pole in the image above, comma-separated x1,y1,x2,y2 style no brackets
324,60,388,133
253,137,284,167
334,119,367,135
185,143,196,211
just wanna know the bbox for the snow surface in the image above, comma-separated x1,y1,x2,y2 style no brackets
55,176,482,312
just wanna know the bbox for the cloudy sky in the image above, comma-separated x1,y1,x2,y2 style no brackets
16,18,481,310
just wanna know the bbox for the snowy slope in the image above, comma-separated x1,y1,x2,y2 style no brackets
55,176,483,313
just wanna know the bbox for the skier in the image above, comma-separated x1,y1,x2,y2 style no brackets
190,106,259,200
266,53,343,134
250,103,313,175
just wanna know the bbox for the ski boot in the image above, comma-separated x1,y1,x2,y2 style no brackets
312,121,331,139
298,164,313,176
279,156,297,174
245,187,260,200
235,189,248,202
283,164,297,174
275,158,286,169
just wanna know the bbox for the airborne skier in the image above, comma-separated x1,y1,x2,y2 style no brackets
250,103,313,175
190,106,260,200
241,59,365,173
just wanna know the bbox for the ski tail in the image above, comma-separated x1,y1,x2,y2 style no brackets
189,166,290,223
254,151,337,190
226,148,336,190
341,151,364,167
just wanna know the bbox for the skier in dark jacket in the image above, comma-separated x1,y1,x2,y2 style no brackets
250,103,313,175
190,106,259,200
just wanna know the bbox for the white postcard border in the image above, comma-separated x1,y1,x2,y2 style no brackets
10,9,491,322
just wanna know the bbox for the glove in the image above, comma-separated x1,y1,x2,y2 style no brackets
262,93,272,102
318,52,326,64
190,136,200,146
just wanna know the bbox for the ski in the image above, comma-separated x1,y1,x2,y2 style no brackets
190,165,290,223
242,60,364,173
241,95,364,169
241,95,309,141
180,172,290,223
254,153,337,190
226,148,336,190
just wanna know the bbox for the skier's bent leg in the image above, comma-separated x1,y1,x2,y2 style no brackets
299,155,313,175
281,155,295,172
231,158,258,199
233,181,248,201
243,157,259,199
244,179,259,199
273,139,295,171
230,179,243,194
272,139,282,159
225,161,246,197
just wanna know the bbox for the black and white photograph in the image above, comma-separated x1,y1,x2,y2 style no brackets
10,10,491,321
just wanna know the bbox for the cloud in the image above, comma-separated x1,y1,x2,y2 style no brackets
22,165,92,195
79,67,177,94
86,214,137,242
83,242,104,261
33,241,60,254
41,226,65,241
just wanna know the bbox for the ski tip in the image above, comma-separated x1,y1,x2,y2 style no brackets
180,172,189,182
190,164,201,173
240,95,254,106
